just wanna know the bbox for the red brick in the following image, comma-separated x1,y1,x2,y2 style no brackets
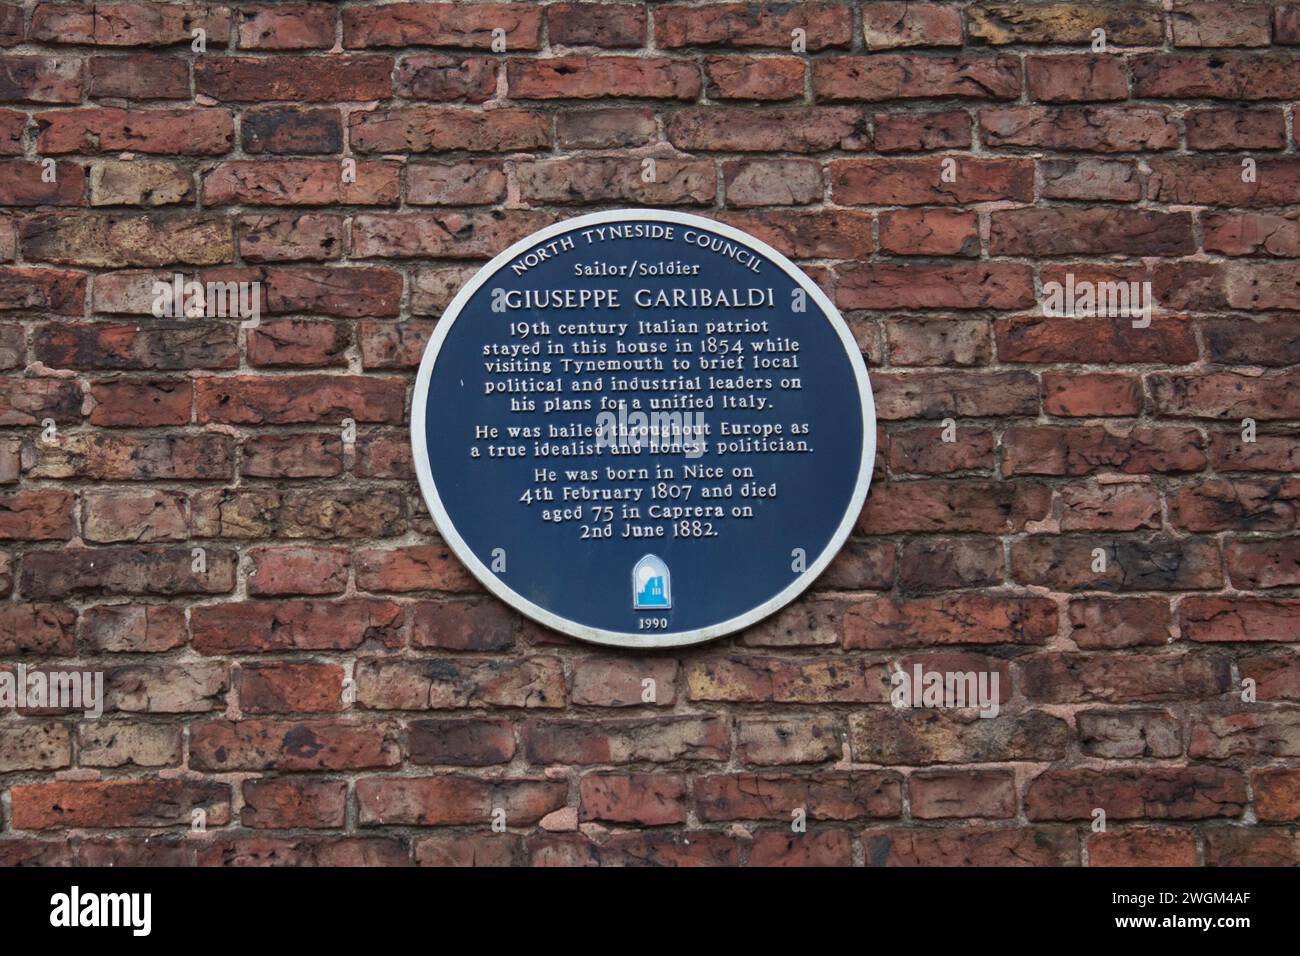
997,317,1197,365
656,3,852,50
885,319,990,367
82,603,185,652
814,55,1020,101
239,661,345,714
190,718,401,771
1180,597,1300,644
1025,768,1246,820
748,831,853,867
1186,108,1287,149
991,208,1193,256
581,773,687,825
859,479,1049,533
549,3,646,48
966,3,1162,45
571,656,677,707
1060,478,1164,530
191,599,403,654
910,770,1016,819
196,56,393,102
82,488,189,542
1171,3,1272,48
1170,479,1300,532
510,56,698,100
351,107,550,152
1001,425,1206,477
203,160,400,206
849,709,1070,764
845,593,1056,649
237,5,336,50
557,107,656,148
737,717,843,766
1253,769,1300,822
31,3,230,47
1148,157,1300,207
696,772,901,821
668,106,868,152
833,157,1031,206
897,538,1003,588
243,778,347,828
687,655,887,703
21,213,233,267
242,107,342,154
407,718,515,766
1133,53,1300,99
88,54,189,99
343,3,541,49
865,826,1079,866
1089,828,1199,866
1011,535,1222,591
36,108,234,155
524,716,729,765
195,374,405,424
1043,372,1143,417
1026,55,1127,102
357,775,566,826
11,779,230,829
350,210,554,258
980,106,1178,152
0,56,83,103
873,110,971,152
0,160,85,205
519,157,714,205
248,545,348,595
1022,651,1230,704
705,56,803,100
1079,709,1182,759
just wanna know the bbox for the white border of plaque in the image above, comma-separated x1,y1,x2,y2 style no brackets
411,209,876,648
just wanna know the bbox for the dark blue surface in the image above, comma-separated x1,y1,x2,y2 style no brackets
422,217,865,636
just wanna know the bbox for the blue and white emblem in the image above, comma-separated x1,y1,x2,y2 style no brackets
632,554,671,610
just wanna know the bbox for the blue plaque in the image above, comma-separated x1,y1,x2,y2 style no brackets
412,210,875,647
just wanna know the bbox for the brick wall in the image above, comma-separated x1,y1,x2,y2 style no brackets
0,1,1298,867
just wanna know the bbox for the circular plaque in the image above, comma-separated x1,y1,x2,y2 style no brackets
412,209,875,648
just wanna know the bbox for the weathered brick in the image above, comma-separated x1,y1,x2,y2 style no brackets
524,716,729,765
36,108,234,154
695,772,901,822
356,656,563,710
239,662,345,714
407,717,515,766
11,779,230,829
191,599,403,654
243,779,347,829
1026,768,1246,820
845,594,1056,649
508,56,700,100
357,775,566,826
190,718,401,771
864,825,1078,866
656,3,852,50
343,3,541,49
195,56,394,102
849,709,1070,764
